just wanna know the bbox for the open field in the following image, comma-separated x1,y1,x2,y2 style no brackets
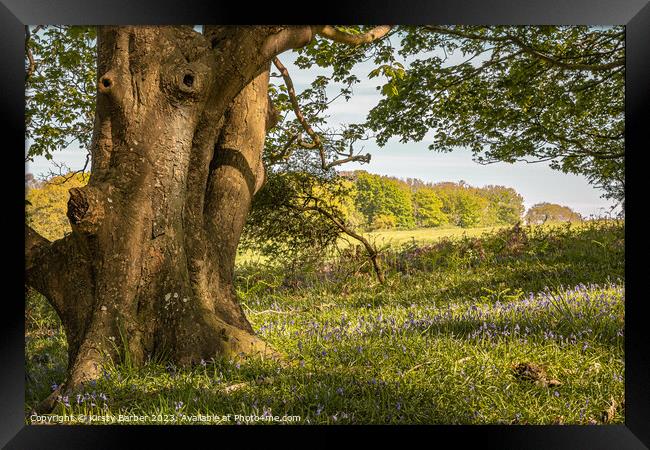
234,225,507,265
363,225,510,247
26,220,624,424
237,222,575,265
360,221,595,247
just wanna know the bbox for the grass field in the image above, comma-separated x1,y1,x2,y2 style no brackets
363,224,510,247
25,220,624,425
236,225,506,265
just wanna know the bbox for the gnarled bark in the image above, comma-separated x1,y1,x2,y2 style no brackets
26,26,316,407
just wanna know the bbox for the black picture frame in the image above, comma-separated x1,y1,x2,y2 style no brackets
3,1,648,448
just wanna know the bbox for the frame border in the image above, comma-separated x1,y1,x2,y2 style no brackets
3,1,648,447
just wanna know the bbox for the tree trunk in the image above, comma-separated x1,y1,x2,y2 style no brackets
25,25,314,402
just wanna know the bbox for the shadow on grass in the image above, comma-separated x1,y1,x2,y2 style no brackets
50,357,622,425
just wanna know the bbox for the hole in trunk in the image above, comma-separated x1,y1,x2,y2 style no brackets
98,75,113,93
183,74,194,87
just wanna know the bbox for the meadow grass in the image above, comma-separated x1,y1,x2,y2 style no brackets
25,220,624,425
363,224,509,247
236,221,574,265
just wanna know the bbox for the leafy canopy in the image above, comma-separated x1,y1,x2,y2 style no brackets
525,202,583,225
26,26,96,164
25,25,624,257
26,26,624,198
277,25,624,203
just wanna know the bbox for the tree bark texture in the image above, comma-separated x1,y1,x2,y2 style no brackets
25,25,315,395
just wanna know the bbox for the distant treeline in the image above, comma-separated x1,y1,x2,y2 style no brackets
25,171,583,237
340,171,526,230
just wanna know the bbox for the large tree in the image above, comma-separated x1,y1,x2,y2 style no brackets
24,25,624,408
524,202,583,224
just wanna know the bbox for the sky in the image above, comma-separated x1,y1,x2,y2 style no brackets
26,36,620,218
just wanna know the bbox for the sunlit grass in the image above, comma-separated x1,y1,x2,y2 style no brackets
363,224,509,247
26,220,624,425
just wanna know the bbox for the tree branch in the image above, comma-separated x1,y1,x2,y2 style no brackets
25,224,50,269
314,25,392,46
272,57,322,151
531,117,625,160
25,25,37,81
45,151,91,185
25,225,66,317
261,26,315,59
326,153,371,168
423,26,624,72
25,224,95,339
272,56,372,170
291,201,385,283
505,33,624,72
267,133,299,164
